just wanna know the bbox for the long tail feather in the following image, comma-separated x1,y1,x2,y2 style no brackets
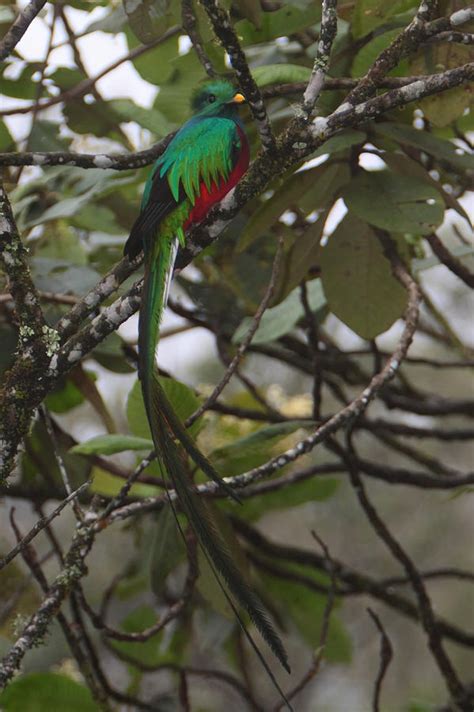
138,233,292,692
149,385,291,676
139,237,238,502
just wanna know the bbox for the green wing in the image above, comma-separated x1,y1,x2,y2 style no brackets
158,117,239,204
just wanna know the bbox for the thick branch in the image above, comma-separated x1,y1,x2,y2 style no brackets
0,187,47,347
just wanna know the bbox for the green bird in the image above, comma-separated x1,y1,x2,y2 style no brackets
124,78,291,697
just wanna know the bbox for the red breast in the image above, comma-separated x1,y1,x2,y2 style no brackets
184,126,250,228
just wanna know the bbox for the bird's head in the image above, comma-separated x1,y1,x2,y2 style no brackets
191,79,245,117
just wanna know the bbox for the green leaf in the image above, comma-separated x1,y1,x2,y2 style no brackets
312,129,367,158
31,258,101,295
381,151,471,225
84,4,128,33
409,44,474,127
0,120,14,151
90,466,160,498
320,214,407,339
92,332,135,374
351,0,418,38
127,30,179,85
50,67,83,91
63,99,122,139
276,217,325,299
29,120,70,152
235,0,263,28
407,704,434,712
233,279,326,345
352,28,403,77
0,63,40,99
45,377,84,414
112,606,163,663
152,51,205,124
260,569,352,662
109,99,170,137
127,376,202,441
0,673,99,712
238,161,351,251
236,4,321,45
239,474,339,522
123,0,177,44
71,203,123,235
211,420,312,476
251,63,311,87
373,122,474,171
342,171,444,234
111,605,187,665
71,434,153,456
21,418,91,489
0,561,41,640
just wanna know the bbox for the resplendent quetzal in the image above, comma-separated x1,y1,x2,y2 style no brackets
124,79,291,688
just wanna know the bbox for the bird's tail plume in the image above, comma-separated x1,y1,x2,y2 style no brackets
138,235,292,708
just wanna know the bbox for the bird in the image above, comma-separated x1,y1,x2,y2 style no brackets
124,78,291,704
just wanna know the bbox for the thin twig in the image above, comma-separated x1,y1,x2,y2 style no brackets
367,608,394,712
299,282,323,420
0,482,89,572
186,238,284,428
40,406,84,521
233,517,474,650
181,0,215,77
0,26,181,118
426,233,474,289
273,532,338,711
339,435,471,709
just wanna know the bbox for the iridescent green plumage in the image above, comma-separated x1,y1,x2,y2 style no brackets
124,79,291,706
159,118,236,203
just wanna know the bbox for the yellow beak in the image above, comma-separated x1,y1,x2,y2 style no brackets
232,92,246,104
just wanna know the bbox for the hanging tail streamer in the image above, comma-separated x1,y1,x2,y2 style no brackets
137,235,292,699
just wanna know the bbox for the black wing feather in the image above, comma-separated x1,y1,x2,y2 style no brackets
124,168,184,260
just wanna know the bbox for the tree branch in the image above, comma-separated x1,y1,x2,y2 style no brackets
0,0,47,62
199,0,276,150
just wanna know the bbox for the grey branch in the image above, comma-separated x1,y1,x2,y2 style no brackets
302,0,338,117
0,0,46,62
199,0,276,150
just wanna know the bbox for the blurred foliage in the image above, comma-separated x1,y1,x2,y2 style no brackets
0,673,99,711
0,0,473,709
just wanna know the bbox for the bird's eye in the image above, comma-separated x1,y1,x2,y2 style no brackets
208,94,216,104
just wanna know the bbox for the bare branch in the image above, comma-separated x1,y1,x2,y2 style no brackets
0,26,180,118
0,482,89,572
0,520,95,687
0,0,46,62
425,233,474,289
367,608,394,712
181,0,215,77
199,0,275,150
339,433,472,708
301,0,338,118
0,186,47,348
186,238,284,427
